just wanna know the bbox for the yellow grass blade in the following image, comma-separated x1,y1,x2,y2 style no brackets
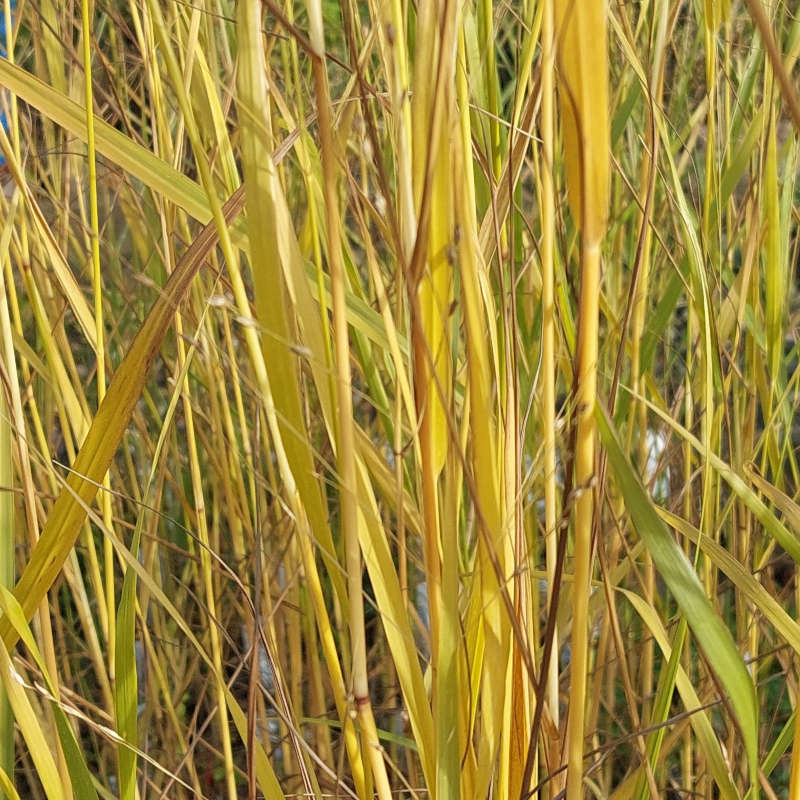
0,587,98,800
0,189,244,646
554,3,610,798
0,767,20,800
0,639,64,800
554,0,610,243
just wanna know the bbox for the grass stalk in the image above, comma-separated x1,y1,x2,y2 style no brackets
306,0,393,795
565,240,601,800
540,0,559,752
80,0,116,689
0,283,13,795
554,0,609,796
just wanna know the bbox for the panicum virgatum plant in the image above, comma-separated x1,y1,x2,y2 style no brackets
1,1,800,799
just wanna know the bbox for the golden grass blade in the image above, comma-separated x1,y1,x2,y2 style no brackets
355,459,435,788
764,96,782,383
0,202,13,791
437,460,462,800
454,31,510,799
540,0,561,759
115,315,201,800
408,10,459,766
554,2,610,797
0,188,244,646
0,587,98,800
554,0,610,243
80,0,117,722
0,768,20,800
236,5,370,795
75,501,288,800
0,639,64,800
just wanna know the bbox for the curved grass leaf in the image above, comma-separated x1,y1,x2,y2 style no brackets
0,188,245,648
0,586,98,800
51,486,287,800
115,326,200,800
636,391,800,564
597,404,759,798
0,767,20,800
657,507,800,655
0,58,406,365
619,588,740,800
0,636,63,800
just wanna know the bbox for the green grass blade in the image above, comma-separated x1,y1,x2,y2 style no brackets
619,588,741,800
0,587,99,800
597,404,759,797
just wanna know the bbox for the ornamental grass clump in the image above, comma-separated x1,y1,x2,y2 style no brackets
0,2,800,799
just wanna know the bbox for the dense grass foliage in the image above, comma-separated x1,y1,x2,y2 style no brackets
1,1,800,799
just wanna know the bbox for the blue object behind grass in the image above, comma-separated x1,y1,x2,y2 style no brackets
0,1,16,171
0,2,13,53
